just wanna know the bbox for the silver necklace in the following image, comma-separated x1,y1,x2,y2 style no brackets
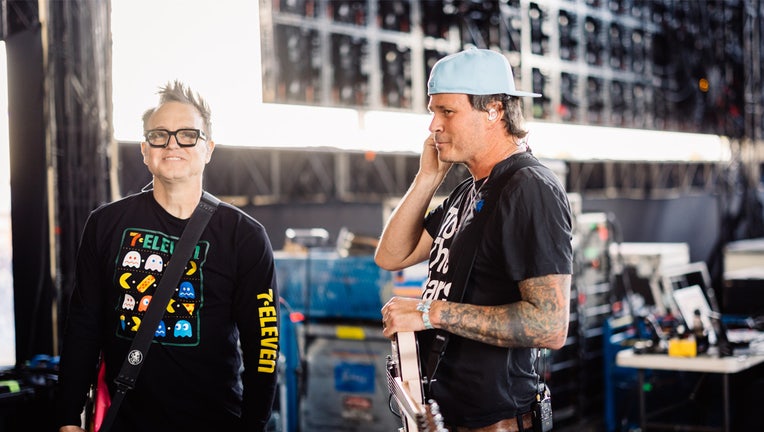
468,175,489,213
458,176,488,232
461,143,527,229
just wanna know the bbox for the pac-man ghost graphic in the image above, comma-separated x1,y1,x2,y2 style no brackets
178,281,195,299
122,294,135,310
155,320,166,337
144,254,164,272
138,295,152,312
122,251,141,268
174,320,192,338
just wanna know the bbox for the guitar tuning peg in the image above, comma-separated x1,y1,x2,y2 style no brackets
426,400,448,432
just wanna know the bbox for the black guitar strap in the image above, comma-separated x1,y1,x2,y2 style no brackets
423,153,541,385
100,191,220,432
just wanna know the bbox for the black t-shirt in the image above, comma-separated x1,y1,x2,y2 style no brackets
422,153,573,428
55,192,279,432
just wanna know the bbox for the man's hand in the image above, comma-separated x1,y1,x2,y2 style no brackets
419,134,452,180
382,296,434,339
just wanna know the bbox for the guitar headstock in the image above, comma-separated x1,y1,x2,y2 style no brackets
417,399,448,432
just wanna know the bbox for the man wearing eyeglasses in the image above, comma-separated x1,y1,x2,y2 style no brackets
55,81,279,432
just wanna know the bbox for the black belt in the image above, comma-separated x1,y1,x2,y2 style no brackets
448,412,534,432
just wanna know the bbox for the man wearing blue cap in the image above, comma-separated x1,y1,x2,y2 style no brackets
376,48,573,431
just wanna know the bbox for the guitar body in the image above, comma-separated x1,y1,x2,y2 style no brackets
393,331,425,431
386,332,446,432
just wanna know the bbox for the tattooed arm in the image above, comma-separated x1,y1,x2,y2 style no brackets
382,274,571,349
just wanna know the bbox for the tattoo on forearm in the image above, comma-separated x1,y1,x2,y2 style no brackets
437,274,570,348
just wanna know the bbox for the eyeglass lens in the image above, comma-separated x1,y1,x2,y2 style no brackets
146,129,202,147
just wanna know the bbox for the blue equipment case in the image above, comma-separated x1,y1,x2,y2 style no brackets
275,251,392,321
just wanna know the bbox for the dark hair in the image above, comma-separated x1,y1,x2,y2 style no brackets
142,80,212,138
468,94,529,139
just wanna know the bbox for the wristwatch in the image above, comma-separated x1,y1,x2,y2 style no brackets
416,299,434,330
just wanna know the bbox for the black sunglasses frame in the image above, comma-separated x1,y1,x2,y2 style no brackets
144,128,207,148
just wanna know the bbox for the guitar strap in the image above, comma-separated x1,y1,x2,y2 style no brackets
99,191,220,432
423,152,541,385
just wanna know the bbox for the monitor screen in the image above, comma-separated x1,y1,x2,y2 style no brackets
671,284,718,345
611,265,660,313
660,261,718,317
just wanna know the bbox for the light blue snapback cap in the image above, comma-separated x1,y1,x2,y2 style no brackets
427,47,541,97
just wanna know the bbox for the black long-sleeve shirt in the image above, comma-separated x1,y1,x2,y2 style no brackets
55,192,279,431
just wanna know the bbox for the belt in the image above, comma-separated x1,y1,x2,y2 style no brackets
449,412,534,432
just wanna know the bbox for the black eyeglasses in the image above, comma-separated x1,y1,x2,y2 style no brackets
144,129,207,148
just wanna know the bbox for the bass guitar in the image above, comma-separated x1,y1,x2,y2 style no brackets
386,331,448,432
